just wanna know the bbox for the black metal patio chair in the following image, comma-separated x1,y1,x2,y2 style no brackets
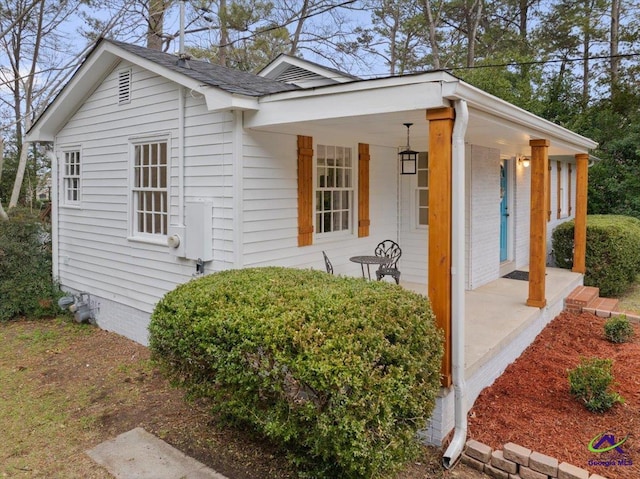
374,240,401,284
322,251,334,275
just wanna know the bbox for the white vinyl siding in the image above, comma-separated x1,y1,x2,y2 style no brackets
315,144,353,234
53,61,232,319
63,150,81,205
132,139,168,237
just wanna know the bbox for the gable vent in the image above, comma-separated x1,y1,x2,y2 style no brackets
276,65,326,83
118,68,132,104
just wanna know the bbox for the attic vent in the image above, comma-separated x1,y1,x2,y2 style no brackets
275,65,325,83
118,68,132,104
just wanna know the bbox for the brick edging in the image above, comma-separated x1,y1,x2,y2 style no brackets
462,439,609,479
565,286,640,322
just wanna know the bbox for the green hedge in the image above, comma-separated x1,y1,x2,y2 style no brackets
552,215,640,296
149,267,443,478
0,208,60,321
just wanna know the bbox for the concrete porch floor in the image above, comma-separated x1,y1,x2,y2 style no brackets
401,266,583,382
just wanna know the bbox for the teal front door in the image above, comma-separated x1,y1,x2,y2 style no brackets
500,163,508,262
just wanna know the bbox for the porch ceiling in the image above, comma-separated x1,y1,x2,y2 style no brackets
245,106,587,158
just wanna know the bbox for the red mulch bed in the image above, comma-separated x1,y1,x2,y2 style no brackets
468,311,640,479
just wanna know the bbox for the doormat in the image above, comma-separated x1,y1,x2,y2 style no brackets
502,270,529,281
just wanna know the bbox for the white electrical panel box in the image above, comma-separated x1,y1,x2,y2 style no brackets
185,202,213,261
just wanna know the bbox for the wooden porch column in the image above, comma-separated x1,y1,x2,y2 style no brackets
572,153,589,273
427,107,455,388
527,139,550,308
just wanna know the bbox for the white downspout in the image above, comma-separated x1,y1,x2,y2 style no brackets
443,99,469,468
178,86,185,227
232,111,243,268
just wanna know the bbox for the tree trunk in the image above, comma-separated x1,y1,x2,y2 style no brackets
421,0,442,70
582,30,590,107
289,0,310,55
147,0,166,50
218,0,229,66
466,0,483,68
0,138,7,221
9,0,43,208
610,0,620,90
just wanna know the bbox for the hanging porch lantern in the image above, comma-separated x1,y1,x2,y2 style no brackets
399,122,418,174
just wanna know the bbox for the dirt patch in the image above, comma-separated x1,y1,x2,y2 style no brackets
0,318,485,479
468,311,640,479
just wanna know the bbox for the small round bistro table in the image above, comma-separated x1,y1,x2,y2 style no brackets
349,255,391,280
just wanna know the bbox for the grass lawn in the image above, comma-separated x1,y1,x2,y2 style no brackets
0,317,484,479
616,278,640,314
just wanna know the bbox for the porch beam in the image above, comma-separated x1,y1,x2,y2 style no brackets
427,106,455,388
527,139,550,308
572,153,589,273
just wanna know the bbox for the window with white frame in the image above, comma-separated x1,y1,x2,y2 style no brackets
132,140,168,237
416,152,429,226
63,150,81,205
315,144,353,234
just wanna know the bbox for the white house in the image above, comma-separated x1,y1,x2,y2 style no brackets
26,38,597,459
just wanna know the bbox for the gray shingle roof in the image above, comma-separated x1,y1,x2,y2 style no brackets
108,39,300,97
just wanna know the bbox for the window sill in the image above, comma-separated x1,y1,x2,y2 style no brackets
60,204,81,210
127,235,168,247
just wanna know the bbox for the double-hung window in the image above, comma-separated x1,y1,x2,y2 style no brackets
416,152,429,226
315,144,353,234
63,150,81,205
132,140,168,237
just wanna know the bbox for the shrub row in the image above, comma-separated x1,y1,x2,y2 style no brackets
0,208,60,321
552,214,640,296
149,267,443,478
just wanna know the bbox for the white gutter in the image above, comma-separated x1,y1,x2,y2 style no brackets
443,99,469,469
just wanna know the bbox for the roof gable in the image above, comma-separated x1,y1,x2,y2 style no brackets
27,38,300,141
258,54,358,87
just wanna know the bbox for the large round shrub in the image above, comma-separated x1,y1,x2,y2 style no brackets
552,215,640,296
149,267,443,478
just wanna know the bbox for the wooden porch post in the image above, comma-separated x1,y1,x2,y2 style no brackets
572,153,589,273
427,107,455,388
527,139,550,308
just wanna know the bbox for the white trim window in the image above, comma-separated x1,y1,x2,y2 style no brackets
315,144,353,234
63,150,81,205
132,140,168,237
416,152,429,226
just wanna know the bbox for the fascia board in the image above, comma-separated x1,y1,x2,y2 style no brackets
443,81,598,151
245,74,450,128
